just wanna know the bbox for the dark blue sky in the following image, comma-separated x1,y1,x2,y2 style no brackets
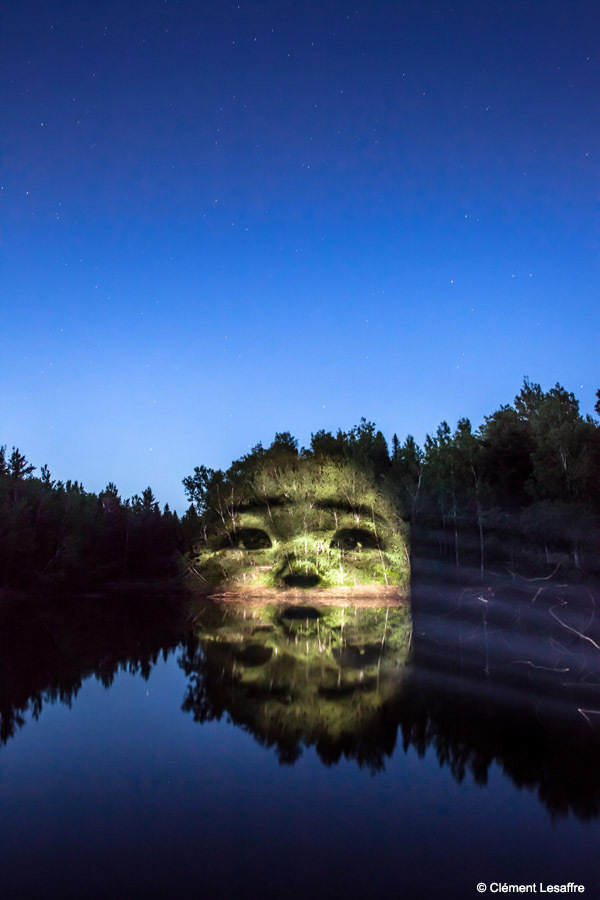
2,0,599,510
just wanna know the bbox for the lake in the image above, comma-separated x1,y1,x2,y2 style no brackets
1,564,599,900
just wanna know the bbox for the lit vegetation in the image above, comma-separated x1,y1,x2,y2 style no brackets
184,451,410,594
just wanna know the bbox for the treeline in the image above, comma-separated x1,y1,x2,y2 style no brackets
182,378,600,577
390,378,600,574
3,377,599,591
0,448,179,590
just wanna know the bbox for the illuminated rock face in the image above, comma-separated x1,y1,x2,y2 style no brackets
191,459,409,594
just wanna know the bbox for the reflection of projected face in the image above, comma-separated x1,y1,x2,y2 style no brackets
183,602,412,767
194,462,409,591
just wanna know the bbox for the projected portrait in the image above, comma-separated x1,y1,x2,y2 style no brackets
187,457,409,595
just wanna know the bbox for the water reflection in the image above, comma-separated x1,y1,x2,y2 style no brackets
397,665,600,820
1,567,599,821
405,561,600,819
180,598,412,769
0,593,184,745
410,559,600,719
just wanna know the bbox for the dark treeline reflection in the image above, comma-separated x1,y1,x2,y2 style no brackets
0,593,184,745
1,573,599,820
402,561,600,821
397,665,600,821
178,578,600,819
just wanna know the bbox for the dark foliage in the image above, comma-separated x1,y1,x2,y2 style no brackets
0,449,180,590
392,378,600,575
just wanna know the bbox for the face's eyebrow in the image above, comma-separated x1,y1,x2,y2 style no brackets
239,499,390,524
313,499,375,517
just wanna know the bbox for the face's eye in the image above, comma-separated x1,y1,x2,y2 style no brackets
330,528,380,551
229,528,272,550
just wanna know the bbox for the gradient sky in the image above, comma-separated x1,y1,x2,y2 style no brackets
2,0,599,511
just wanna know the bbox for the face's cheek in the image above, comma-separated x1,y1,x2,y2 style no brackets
268,541,293,575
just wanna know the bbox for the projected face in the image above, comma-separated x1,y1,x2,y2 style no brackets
191,460,409,593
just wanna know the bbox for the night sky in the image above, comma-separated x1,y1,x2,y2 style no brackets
2,1,599,511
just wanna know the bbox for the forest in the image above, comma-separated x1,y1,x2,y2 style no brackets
1,378,599,593
0,456,178,590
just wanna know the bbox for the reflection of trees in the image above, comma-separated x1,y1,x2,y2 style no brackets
404,563,600,821
180,601,412,771
3,578,600,822
410,560,600,695
0,595,184,746
397,668,600,821
179,581,600,817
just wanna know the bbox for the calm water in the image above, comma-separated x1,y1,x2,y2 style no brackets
1,567,599,900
